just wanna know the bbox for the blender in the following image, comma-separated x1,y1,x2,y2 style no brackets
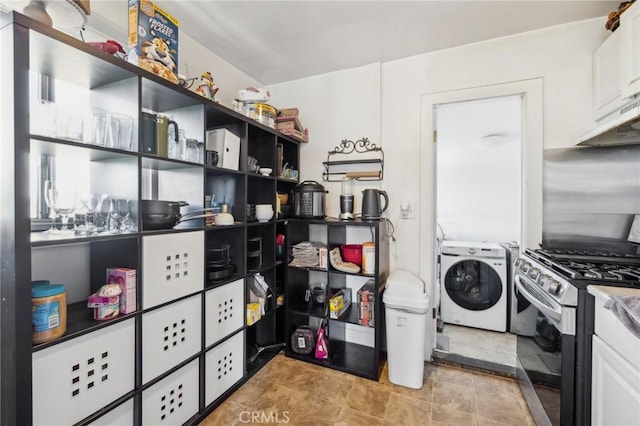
339,177,354,220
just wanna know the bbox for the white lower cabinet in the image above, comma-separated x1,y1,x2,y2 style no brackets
142,359,199,426
205,279,244,346
205,330,244,405
591,335,640,426
32,319,135,426
142,294,202,384
89,399,134,425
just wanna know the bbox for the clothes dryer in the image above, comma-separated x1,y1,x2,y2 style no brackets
440,241,507,332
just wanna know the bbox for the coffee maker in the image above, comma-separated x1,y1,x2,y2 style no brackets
339,177,354,220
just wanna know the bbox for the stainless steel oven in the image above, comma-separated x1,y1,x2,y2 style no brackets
514,258,577,426
514,248,640,426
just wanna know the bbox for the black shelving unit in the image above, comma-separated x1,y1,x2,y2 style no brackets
0,12,301,426
284,218,389,381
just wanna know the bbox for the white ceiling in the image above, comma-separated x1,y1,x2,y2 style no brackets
5,1,621,85
150,0,619,85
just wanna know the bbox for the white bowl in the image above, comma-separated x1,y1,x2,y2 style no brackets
256,209,274,222
259,167,272,176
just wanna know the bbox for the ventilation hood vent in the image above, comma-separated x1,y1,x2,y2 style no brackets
576,99,640,147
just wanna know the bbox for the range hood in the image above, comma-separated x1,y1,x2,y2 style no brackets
576,99,640,146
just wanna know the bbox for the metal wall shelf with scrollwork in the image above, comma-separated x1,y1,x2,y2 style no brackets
322,138,384,182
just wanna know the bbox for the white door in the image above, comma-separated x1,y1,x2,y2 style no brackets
419,79,543,359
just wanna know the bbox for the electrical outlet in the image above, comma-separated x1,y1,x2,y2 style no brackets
400,201,415,219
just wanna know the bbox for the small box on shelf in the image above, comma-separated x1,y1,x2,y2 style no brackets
329,288,352,319
357,280,375,327
107,267,136,314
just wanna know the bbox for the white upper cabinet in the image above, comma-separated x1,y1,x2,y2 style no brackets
621,0,640,98
593,29,627,121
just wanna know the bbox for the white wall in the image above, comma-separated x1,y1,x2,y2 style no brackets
267,18,608,288
84,1,263,107
267,63,382,218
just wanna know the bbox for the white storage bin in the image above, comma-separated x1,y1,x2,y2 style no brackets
205,330,244,405
205,279,244,346
142,295,202,384
89,398,133,425
33,319,135,426
142,231,204,309
142,359,199,426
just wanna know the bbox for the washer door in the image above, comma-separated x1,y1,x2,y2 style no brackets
444,259,503,311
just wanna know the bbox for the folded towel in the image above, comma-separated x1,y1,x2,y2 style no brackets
604,295,640,338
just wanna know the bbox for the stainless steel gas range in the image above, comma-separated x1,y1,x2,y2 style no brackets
514,248,640,426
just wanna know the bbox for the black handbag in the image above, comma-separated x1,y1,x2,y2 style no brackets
291,326,316,355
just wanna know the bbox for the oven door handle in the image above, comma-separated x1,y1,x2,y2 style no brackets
515,274,562,322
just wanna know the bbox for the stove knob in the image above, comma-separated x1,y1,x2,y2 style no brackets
514,258,523,268
547,281,561,295
521,262,532,273
529,268,540,280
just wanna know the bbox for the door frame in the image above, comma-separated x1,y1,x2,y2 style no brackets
419,78,543,358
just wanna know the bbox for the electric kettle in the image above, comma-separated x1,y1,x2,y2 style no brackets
361,189,389,220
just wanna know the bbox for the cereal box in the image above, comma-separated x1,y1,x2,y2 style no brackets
106,267,137,314
128,0,179,84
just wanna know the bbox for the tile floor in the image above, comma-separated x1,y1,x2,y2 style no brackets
437,324,517,368
199,353,534,425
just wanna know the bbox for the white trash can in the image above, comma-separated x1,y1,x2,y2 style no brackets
383,269,430,389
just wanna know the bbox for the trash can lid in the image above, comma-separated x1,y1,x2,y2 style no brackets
383,270,429,313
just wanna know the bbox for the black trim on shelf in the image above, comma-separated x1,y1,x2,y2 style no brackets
140,154,204,170
328,268,375,278
31,231,140,247
288,301,328,319
246,306,278,328
74,390,137,426
204,164,245,175
246,263,276,276
203,223,245,231
329,341,379,380
247,220,276,227
284,349,333,369
329,302,364,326
32,303,137,353
141,290,204,315
30,135,139,159
140,227,210,236
139,353,201,392
204,327,246,353
287,265,329,273
205,273,245,290
246,346,282,376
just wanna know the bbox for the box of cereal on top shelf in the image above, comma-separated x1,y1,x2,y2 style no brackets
127,0,179,84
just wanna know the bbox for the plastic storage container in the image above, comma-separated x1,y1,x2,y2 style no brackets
383,269,429,389
32,283,67,344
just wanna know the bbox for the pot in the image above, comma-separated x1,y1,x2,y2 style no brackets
292,180,327,219
141,201,214,230
141,200,188,215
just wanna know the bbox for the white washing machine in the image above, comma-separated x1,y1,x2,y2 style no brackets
440,241,507,332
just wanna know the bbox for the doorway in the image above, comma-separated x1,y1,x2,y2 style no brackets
419,79,543,374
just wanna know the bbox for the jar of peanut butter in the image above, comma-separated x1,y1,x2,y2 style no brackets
32,283,67,344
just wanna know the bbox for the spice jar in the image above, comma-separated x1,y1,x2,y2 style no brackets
32,283,67,344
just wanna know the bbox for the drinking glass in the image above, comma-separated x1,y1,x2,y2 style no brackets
109,198,134,233
107,113,133,150
95,194,111,233
43,180,57,233
91,109,109,146
47,185,77,234
79,193,100,235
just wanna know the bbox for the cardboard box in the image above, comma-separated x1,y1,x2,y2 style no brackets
330,288,352,319
107,267,137,314
127,0,179,84
357,280,375,327
277,108,299,119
